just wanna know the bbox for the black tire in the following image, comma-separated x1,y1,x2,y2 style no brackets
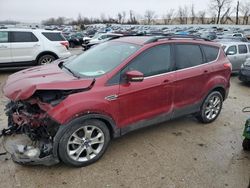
38,54,56,65
196,91,223,123
69,42,75,48
242,138,250,151
58,119,110,167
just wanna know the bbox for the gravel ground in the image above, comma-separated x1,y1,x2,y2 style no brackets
0,53,249,188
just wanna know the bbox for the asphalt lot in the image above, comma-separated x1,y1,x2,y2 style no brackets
0,49,249,188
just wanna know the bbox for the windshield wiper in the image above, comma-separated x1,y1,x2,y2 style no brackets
59,61,81,79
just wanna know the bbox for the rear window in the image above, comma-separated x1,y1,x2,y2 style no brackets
0,31,8,43
175,44,203,70
238,44,248,54
202,45,219,63
11,31,38,42
42,32,65,41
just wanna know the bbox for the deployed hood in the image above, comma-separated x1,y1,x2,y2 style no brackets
3,63,94,101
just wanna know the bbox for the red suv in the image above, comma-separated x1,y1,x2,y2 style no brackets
2,36,231,167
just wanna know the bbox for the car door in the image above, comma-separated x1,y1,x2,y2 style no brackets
173,43,208,117
0,31,12,63
225,45,238,71
118,44,175,128
237,44,248,71
10,31,42,63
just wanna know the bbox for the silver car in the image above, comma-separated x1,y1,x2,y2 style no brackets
221,42,250,72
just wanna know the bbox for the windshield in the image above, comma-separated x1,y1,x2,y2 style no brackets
92,33,102,39
65,41,140,78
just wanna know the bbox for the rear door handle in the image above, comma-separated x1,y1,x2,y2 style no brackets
33,44,41,47
204,70,209,74
163,79,170,83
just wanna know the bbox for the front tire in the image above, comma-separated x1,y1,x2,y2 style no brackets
38,54,56,65
242,138,250,151
196,91,223,123
58,119,110,167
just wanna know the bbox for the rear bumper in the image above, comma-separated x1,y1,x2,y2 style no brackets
58,51,71,59
239,68,250,82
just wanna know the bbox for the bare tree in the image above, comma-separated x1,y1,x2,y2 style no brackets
191,4,196,24
117,13,122,24
210,0,232,24
236,1,240,25
177,6,188,24
241,1,250,25
122,11,126,23
144,10,156,25
42,17,65,25
128,10,138,24
100,13,107,23
220,7,233,24
162,14,168,25
162,9,174,25
197,11,206,24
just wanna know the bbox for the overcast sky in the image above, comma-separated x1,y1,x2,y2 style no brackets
0,0,238,23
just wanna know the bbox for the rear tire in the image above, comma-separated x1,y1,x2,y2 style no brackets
69,42,75,48
58,119,110,167
196,91,223,123
38,54,56,65
242,138,250,151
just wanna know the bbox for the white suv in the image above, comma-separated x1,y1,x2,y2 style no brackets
0,28,71,69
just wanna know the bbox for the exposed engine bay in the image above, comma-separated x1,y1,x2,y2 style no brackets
1,75,95,166
1,100,61,166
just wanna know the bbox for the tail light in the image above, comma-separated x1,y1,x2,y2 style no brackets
223,62,232,71
60,41,69,50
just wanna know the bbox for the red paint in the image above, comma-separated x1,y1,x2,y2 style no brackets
3,37,231,129
3,62,94,101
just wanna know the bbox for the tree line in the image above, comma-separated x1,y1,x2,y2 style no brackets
41,0,250,26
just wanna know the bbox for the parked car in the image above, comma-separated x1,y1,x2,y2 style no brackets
215,36,249,42
0,28,71,70
199,32,217,40
1,36,231,167
244,28,250,40
82,33,123,50
239,58,250,82
221,42,250,72
64,32,85,48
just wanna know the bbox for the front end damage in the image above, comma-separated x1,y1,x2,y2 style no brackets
0,63,97,166
1,99,60,166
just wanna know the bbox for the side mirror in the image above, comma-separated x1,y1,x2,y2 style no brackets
125,70,144,82
226,51,235,56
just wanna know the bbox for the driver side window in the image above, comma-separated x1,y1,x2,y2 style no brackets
125,44,172,77
226,45,237,55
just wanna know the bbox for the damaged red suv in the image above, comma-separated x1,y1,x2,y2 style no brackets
1,36,231,167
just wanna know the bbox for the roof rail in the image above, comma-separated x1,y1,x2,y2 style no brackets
144,34,211,44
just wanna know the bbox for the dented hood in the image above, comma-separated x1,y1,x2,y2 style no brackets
3,63,94,101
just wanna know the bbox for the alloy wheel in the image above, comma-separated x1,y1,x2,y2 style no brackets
66,125,105,162
204,95,222,120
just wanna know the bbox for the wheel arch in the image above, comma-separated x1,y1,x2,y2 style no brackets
36,51,59,64
208,86,227,101
52,113,120,159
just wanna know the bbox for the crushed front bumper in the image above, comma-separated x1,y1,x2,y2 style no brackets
12,152,59,166
0,130,59,166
